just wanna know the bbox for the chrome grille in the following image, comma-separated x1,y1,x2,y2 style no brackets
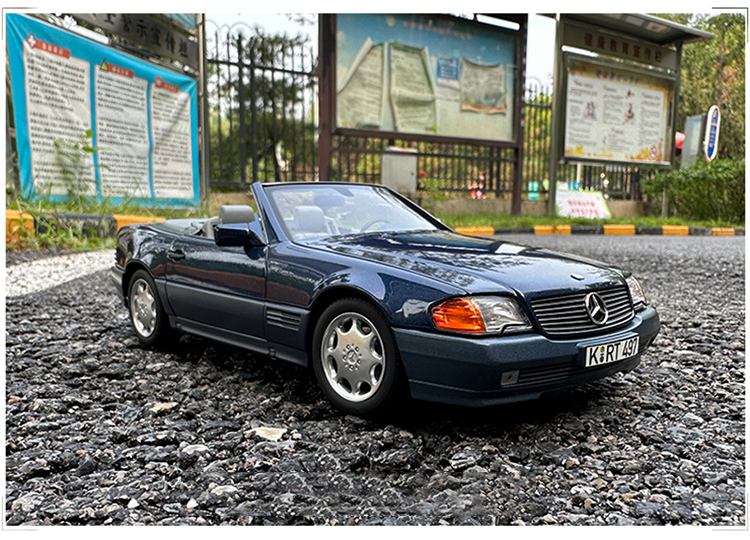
530,286,634,337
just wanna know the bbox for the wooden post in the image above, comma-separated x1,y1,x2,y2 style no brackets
663,42,683,217
317,14,335,181
547,14,566,216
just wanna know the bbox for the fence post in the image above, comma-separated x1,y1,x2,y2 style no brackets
317,14,334,181
249,39,259,184
511,15,528,216
237,35,247,188
197,14,210,202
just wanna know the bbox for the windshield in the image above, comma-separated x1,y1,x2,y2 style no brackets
265,184,439,242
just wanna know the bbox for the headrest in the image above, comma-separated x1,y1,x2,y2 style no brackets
219,205,255,224
293,205,328,233
314,193,346,209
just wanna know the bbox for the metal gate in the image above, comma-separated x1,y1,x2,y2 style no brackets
206,24,318,189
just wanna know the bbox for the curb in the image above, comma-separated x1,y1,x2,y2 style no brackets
6,211,165,244
454,224,745,237
6,210,35,243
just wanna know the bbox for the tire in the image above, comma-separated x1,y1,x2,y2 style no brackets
128,269,174,348
312,298,401,416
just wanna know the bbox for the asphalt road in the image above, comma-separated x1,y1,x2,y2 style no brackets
5,235,746,525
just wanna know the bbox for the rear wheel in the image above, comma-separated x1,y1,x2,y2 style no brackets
312,298,401,415
128,269,173,347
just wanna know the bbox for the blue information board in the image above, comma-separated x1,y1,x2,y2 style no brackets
7,14,200,207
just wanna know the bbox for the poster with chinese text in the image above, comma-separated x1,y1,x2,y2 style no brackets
336,14,516,142
563,56,674,166
7,14,200,207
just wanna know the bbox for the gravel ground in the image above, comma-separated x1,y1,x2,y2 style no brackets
5,250,113,297
6,247,72,267
5,236,745,526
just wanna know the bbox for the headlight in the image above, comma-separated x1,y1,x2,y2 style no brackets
626,275,648,308
431,296,532,335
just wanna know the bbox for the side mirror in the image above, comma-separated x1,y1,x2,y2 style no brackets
215,223,264,247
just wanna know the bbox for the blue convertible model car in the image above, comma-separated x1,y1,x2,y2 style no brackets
111,182,660,415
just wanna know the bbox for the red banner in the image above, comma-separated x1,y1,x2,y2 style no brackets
27,34,70,59
154,77,178,93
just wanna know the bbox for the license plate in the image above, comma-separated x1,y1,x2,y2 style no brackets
585,336,639,368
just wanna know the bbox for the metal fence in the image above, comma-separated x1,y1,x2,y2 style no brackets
331,135,517,196
205,28,651,200
206,23,318,189
523,80,552,199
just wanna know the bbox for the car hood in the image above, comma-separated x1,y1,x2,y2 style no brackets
309,230,626,296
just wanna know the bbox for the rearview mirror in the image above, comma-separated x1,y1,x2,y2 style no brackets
215,223,264,247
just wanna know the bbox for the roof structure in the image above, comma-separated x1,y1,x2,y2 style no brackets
543,13,714,44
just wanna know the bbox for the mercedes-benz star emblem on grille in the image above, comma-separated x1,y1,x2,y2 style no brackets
584,292,609,325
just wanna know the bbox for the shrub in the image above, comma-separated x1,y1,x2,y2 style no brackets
643,159,745,224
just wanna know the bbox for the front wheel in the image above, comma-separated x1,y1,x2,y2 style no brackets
312,299,401,416
128,269,173,348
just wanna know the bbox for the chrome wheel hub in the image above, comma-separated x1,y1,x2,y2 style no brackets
342,344,361,371
130,279,157,338
321,312,385,402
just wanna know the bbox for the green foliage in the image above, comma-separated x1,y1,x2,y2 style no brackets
523,91,552,184
419,178,450,202
7,221,116,252
8,127,208,220
6,196,208,251
6,191,208,219
49,129,100,204
642,159,745,223
655,13,745,159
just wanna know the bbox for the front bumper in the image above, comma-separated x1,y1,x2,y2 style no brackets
394,306,660,407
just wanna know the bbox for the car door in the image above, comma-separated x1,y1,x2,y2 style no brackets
164,230,266,339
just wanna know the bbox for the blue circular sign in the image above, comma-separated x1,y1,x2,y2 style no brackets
705,106,720,161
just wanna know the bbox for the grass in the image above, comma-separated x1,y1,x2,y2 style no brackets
7,229,116,252
6,190,744,253
6,197,210,219
6,192,211,253
437,213,746,230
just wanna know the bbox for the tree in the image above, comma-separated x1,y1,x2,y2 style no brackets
654,13,746,159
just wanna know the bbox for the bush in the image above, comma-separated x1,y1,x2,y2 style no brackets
643,159,745,224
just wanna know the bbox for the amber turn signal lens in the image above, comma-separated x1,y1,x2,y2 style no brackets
431,298,486,333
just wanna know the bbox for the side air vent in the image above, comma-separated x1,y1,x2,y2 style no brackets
267,308,301,331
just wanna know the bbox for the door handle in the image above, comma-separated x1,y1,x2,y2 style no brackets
167,249,186,261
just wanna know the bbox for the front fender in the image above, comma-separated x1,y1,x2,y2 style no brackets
267,242,464,331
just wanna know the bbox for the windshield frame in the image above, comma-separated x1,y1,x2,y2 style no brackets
259,182,450,243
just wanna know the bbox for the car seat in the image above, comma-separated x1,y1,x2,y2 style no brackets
201,205,256,240
293,205,340,237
